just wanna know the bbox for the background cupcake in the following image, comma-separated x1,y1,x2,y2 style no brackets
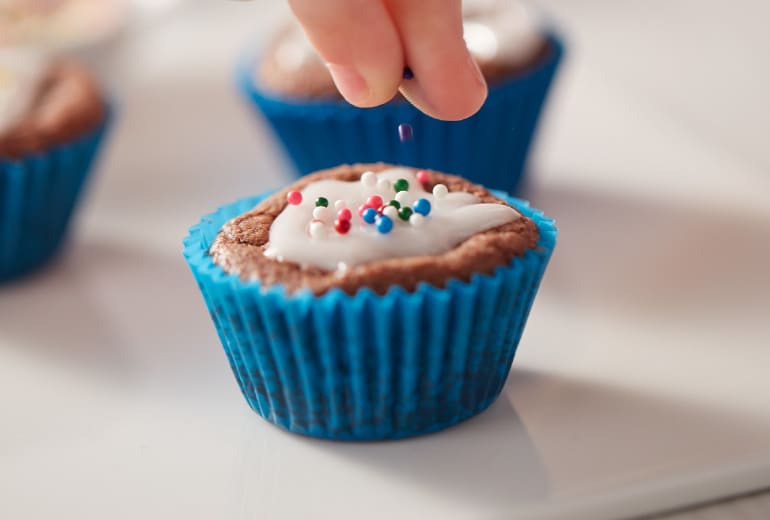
0,48,110,281
239,0,564,193
0,0,130,79
183,164,557,440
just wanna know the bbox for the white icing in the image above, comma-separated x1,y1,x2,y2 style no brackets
462,0,544,65
0,49,48,136
264,168,520,272
272,1,542,74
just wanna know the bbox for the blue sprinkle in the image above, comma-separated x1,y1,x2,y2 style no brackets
403,67,414,80
413,198,432,216
398,123,413,143
362,207,378,224
376,215,393,234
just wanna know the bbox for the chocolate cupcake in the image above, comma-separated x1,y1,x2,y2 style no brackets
0,49,111,281
184,164,557,440
238,0,564,193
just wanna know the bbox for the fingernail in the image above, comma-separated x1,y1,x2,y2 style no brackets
399,79,440,119
327,63,369,105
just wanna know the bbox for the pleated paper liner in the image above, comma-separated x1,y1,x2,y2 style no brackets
0,112,112,282
237,32,564,194
183,191,556,440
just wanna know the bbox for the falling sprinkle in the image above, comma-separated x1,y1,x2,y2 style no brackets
398,123,413,143
403,67,414,80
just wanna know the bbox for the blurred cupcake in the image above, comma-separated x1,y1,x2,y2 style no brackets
0,48,110,281
238,0,563,193
0,0,130,77
183,164,557,440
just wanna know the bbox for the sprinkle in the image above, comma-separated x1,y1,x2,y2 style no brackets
367,195,383,208
377,204,387,215
398,207,413,221
412,198,431,216
395,191,410,205
309,220,326,238
358,204,369,217
361,171,377,187
315,197,329,207
337,208,352,221
393,178,409,192
334,219,351,234
312,206,329,221
334,199,347,211
388,200,401,209
409,213,425,227
398,123,413,143
286,191,302,205
362,207,378,224
382,206,399,221
376,215,393,234
416,170,429,184
403,67,414,80
432,184,448,199
377,178,391,193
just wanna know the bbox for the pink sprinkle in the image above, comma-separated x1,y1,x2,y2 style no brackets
367,195,383,208
416,170,429,184
337,208,352,221
358,204,369,217
286,191,303,205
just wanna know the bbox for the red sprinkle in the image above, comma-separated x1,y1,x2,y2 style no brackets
367,195,383,208
416,170,429,184
286,191,303,205
377,204,388,215
337,208,352,221
334,219,351,234
358,204,369,217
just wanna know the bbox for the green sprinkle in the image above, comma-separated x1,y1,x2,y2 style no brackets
388,200,401,209
315,197,329,207
398,207,413,221
394,179,409,193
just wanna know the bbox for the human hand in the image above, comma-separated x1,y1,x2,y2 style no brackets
288,0,488,121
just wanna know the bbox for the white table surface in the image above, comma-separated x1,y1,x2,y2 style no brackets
2,1,769,519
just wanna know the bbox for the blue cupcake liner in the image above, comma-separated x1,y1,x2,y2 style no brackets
237,32,564,194
0,112,112,282
183,190,557,440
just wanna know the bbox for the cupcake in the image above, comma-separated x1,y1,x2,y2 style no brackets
0,48,111,281
183,164,557,440
238,0,564,193
0,0,129,77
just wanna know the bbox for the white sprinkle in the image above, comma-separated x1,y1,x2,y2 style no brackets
334,199,347,211
433,184,448,199
361,171,377,187
395,191,411,205
377,178,391,193
409,214,425,227
309,220,326,238
312,206,329,221
382,206,399,221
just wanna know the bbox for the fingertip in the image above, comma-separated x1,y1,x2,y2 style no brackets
400,54,488,121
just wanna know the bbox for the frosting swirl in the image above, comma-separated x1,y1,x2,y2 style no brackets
0,48,48,136
264,168,520,272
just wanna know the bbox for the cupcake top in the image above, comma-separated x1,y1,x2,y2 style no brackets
257,0,548,99
0,0,127,50
0,48,106,158
210,164,540,295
